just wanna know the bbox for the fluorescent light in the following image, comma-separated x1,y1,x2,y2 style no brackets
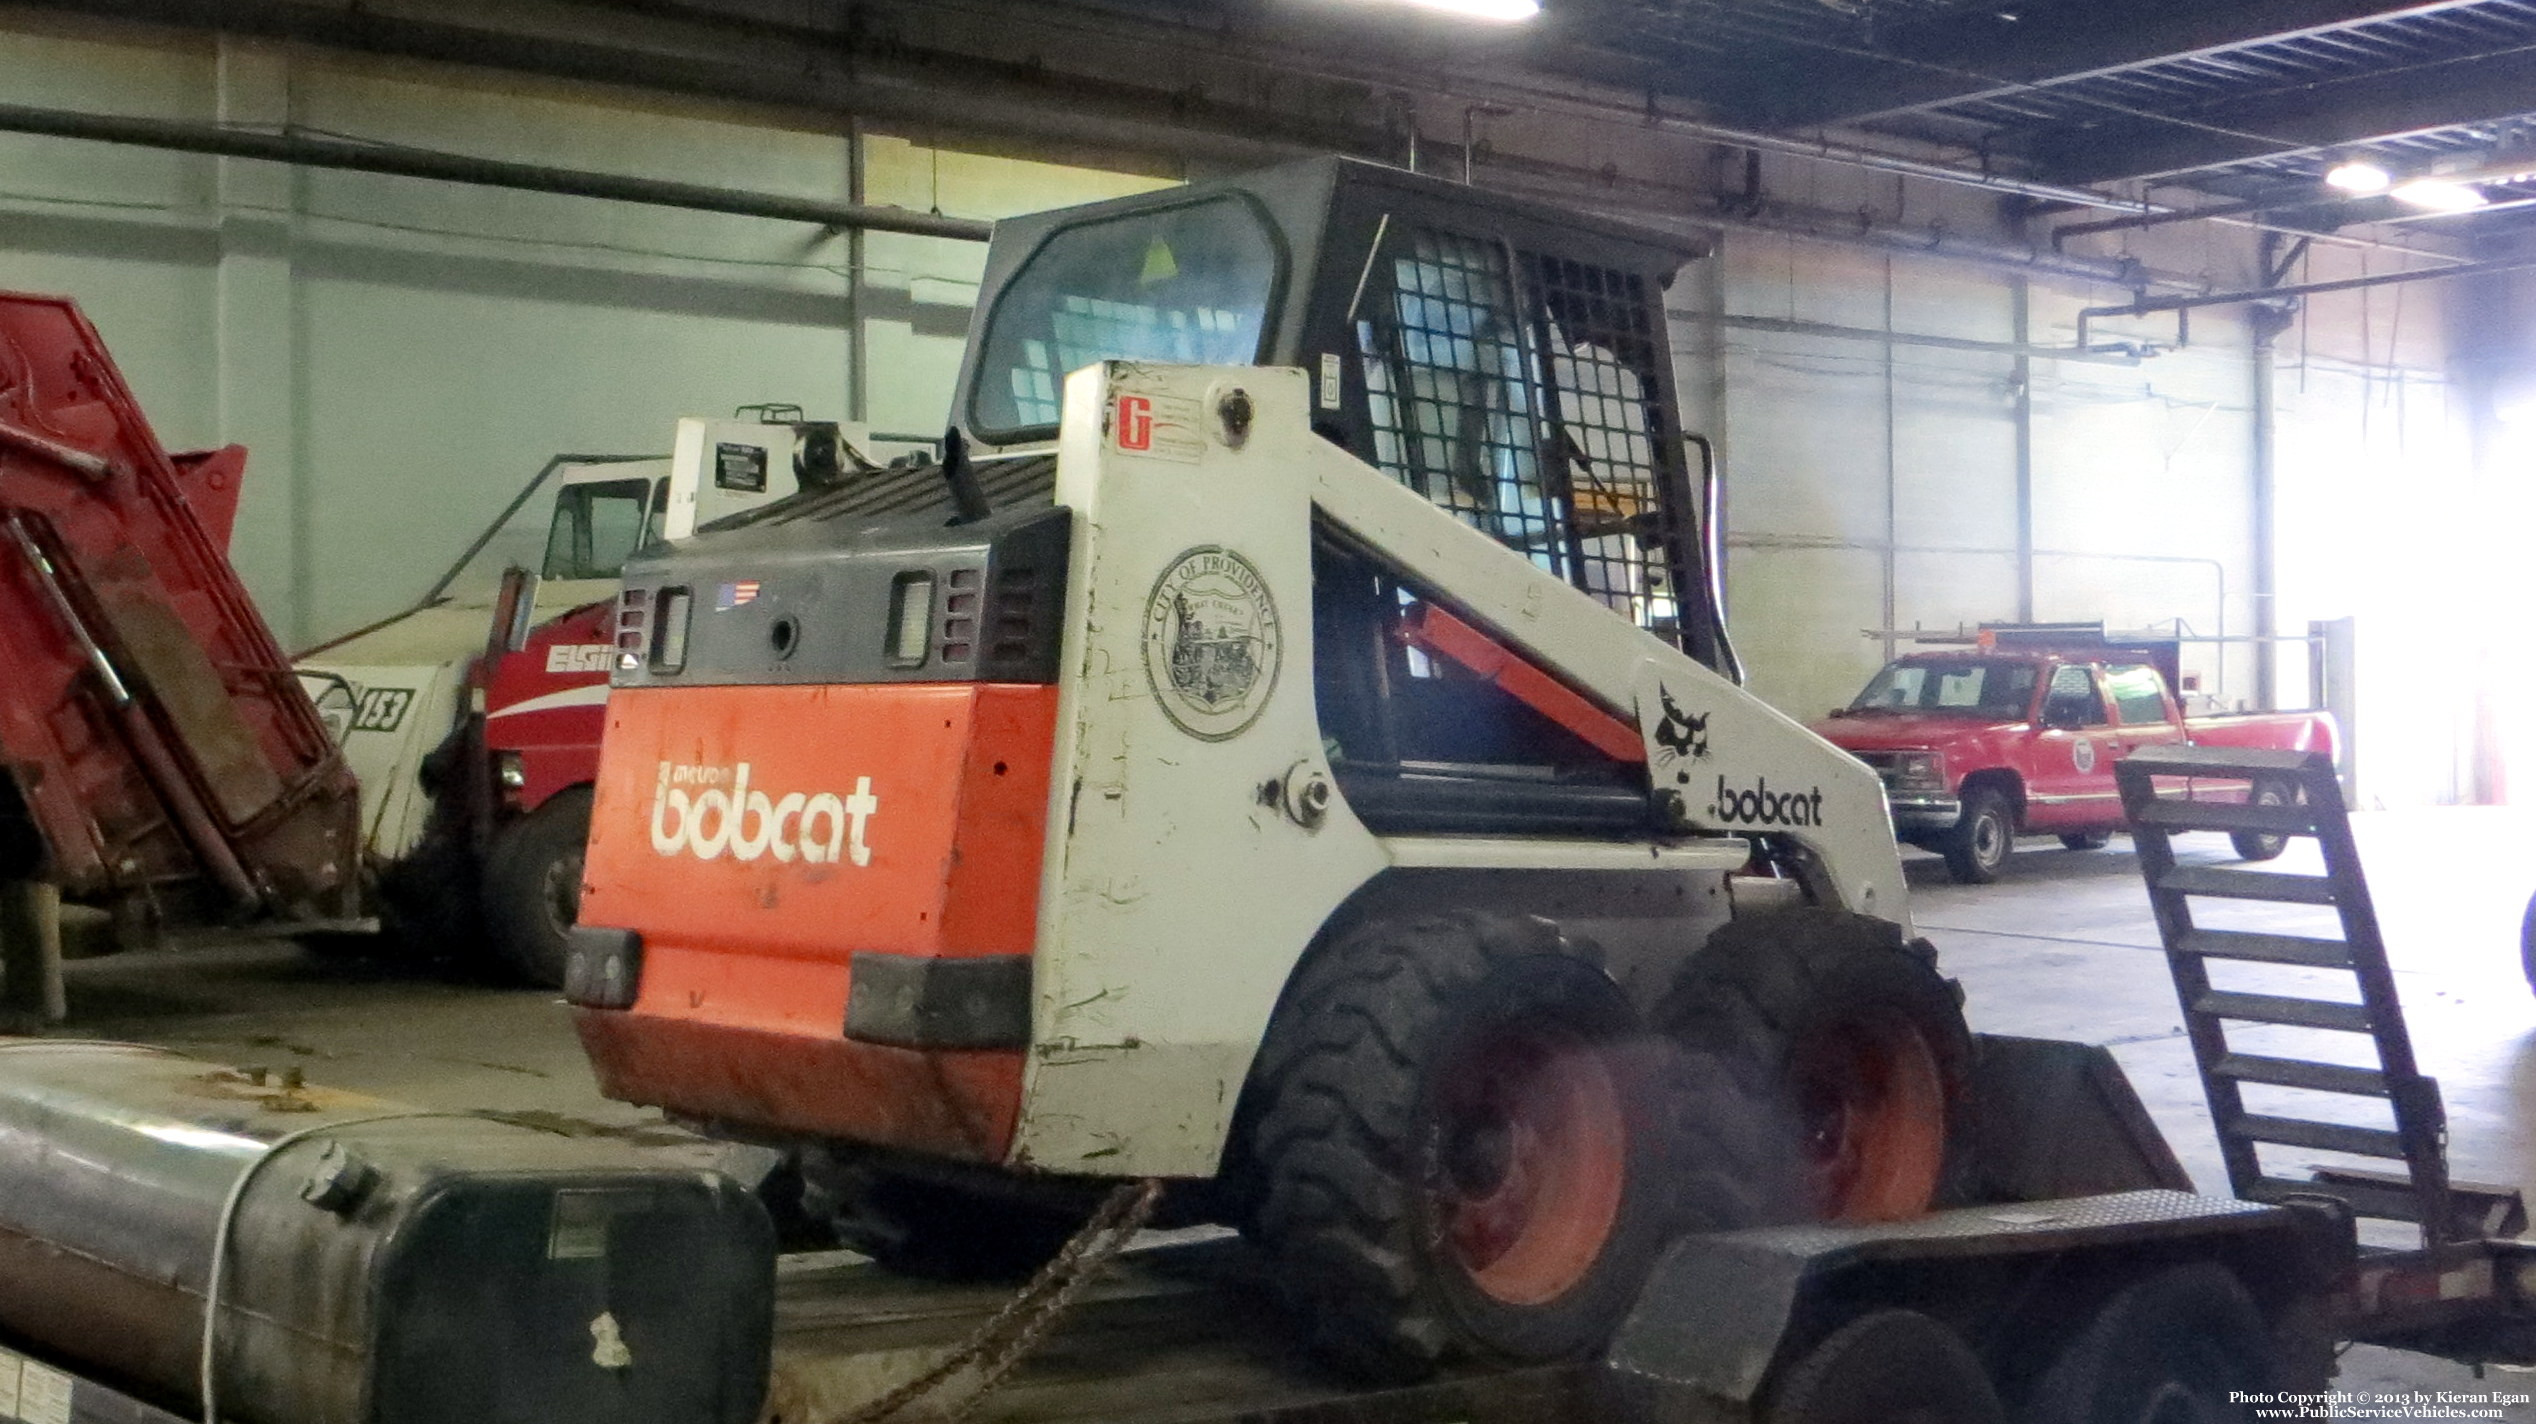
1389,0,1541,19
2324,160,2391,194
2392,178,2489,212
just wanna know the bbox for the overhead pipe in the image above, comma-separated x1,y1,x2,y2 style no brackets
2076,249,2536,351
0,100,993,241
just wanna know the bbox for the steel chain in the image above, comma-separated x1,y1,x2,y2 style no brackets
828,1177,1165,1424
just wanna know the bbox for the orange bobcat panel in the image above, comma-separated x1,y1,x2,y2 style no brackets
574,682,1057,1158
581,682,1056,966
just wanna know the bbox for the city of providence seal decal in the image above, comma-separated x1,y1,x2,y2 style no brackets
1143,546,1282,741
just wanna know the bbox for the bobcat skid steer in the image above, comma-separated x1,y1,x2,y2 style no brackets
566,158,1967,1378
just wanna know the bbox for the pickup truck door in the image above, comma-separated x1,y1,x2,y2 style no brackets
2025,663,2120,829
2104,661,2188,794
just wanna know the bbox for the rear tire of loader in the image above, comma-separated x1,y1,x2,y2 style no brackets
481,786,591,989
1659,908,1970,1224
1241,912,1760,1381
2057,831,2111,852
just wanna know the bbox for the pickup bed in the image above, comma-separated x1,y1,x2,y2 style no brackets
1811,647,2336,883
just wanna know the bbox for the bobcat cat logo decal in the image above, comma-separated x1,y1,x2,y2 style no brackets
1654,685,1709,777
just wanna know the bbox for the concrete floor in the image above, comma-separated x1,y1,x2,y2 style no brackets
36,805,2536,1414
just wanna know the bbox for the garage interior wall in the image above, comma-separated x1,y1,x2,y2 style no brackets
0,14,2487,811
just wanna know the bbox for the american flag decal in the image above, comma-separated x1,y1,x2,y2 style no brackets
717,580,761,610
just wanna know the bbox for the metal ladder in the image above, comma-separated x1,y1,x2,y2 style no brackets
2114,745,2490,1245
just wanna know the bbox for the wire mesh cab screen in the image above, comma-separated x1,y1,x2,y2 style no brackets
1355,226,1681,639
970,195,1281,439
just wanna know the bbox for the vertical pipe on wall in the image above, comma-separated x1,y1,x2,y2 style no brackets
1881,257,1898,664
2012,277,2036,622
2253,235,2283,712
846,118,868,425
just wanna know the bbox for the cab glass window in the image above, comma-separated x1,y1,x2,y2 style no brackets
543,478,661,581
1848,660,2038,718
2106,664,2171,725
970,197,1280,438
2042,664,2108,727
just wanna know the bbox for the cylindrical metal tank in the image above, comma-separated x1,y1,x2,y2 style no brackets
0,1040,773,1424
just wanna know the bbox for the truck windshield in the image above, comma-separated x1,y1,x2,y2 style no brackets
969,196,1279,438
543,478,663,581
1849,660,2039,718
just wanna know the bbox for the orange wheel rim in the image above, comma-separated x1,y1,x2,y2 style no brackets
1793,1017,1945,1222
1433,1030,1628,1306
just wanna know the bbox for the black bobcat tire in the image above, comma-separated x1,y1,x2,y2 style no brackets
798,1152,1086,1282
1241,912,1710,1380
2058,831,2112,852
2024,1263,2274,1424
1767,1309,2005,1424
1659,908,1972,1224
480,786,592,988
2230,778,2294,862
1945,788,2015,884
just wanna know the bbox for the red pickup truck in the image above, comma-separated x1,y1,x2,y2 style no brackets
1812,638,2338,883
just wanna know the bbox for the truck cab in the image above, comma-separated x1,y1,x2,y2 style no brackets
1816,627,2335,884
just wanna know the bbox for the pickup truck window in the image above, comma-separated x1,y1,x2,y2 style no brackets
2042,664,2108,727
1849,660,2038,718
2106,664,2170,725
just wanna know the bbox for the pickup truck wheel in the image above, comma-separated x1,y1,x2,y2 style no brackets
1243,912,1698,1380
2230,779,2294,861
1944,789,2015,884
2025,1263,2274,1424
2057,831,2111,851
1766,1309,2004,1424
1660,909,1970,1224
480,786,591,988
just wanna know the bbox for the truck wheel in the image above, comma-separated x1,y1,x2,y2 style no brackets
1242,912,1696,1379
2058,832,2111,852
1660,909,1970,1223
2025,1263,2274,1424
480,786,592,988
2230,778,2294,861
1767,1309,2004,1424
1945,788,2016,884
2520,891,2536,998
799,1150,1086,1281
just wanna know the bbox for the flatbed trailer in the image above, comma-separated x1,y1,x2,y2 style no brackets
7,760,2535,1424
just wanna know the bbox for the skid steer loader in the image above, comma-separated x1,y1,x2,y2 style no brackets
566,158,1969,1377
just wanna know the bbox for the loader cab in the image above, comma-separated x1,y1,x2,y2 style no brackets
952,157,1731,679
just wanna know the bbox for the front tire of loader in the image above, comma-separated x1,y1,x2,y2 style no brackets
1241,912,1725,1380
1660,909,1971,1224
481,786,592,988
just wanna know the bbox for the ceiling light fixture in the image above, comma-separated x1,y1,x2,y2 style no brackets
1389,0,1541,19
2392,178,2490,212
2324,160,2392,195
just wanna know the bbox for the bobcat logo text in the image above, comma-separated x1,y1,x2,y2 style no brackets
647,761,877,866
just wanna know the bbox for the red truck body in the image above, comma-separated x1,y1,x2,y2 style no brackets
0,293,360,925
1812,645,2337,882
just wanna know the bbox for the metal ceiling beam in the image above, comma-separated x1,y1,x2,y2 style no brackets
1743,0,2479,133
2025,43,2536,185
